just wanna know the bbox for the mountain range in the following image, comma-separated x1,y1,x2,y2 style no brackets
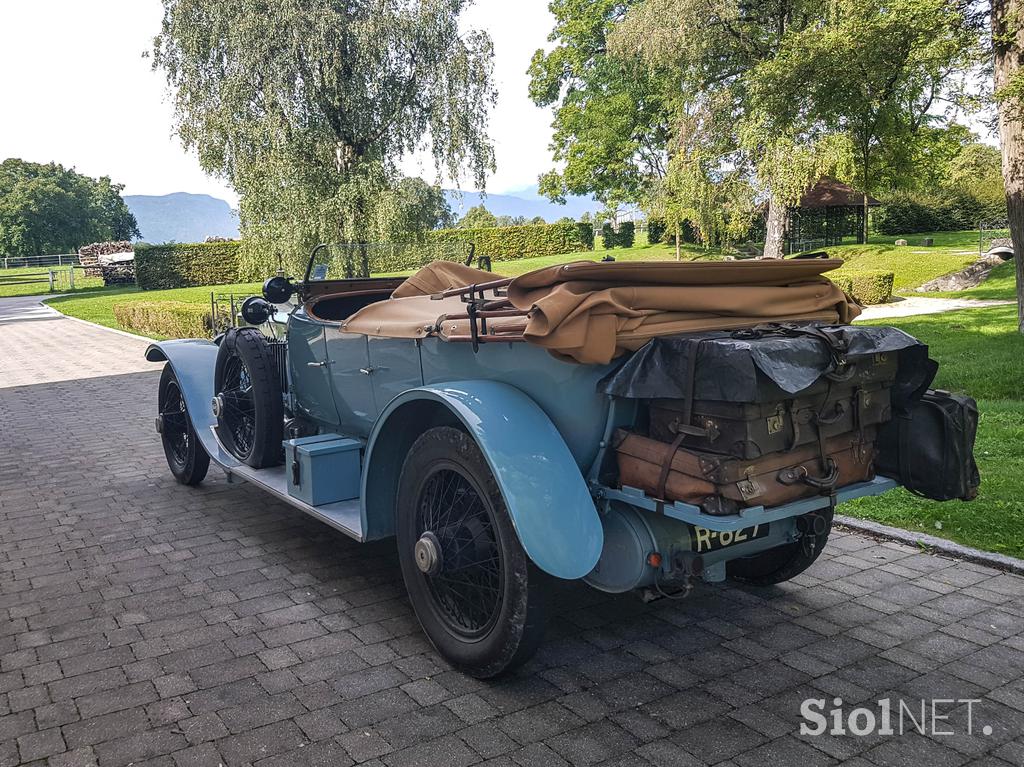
125,186,603,244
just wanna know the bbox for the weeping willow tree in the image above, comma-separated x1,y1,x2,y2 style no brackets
153,0,496,277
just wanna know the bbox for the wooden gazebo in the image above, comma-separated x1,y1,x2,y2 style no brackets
785,177,880,254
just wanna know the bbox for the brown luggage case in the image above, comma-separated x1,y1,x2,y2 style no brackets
649,381,892,459
614,428,876,511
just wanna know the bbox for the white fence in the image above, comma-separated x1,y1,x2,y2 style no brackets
1,253,80,269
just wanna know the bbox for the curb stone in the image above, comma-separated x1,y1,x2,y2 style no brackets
835,514,1024,575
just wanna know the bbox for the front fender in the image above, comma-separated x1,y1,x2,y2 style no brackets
145,340,238,467
363,381,604,580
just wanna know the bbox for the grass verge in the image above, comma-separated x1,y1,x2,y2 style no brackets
844,305,1024,557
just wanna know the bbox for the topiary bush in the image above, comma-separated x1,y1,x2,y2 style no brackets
577,222,595,250
113,301,213,338
647,219,666,244
135,241,241,290
830,270,895,305
618,221,635,248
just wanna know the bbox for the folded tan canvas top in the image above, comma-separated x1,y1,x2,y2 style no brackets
342,259,861,364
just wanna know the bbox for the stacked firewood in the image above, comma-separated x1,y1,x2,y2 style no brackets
79,241,134,278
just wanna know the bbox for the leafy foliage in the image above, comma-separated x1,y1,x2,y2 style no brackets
153,0,496,277
528,0,671,209
457,205,499,229
113,300,213,339
135,242,242,291
0,159,139,257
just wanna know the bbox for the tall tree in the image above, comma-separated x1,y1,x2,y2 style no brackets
528,0,672,211
611,0,834,258
456,204,498,229
993,0,1024,332
153,0,495,277
0,159,139,257
755,0,985,243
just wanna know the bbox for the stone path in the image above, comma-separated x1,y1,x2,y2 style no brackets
0,296,157,388
856,296,1013,321
1,295,1023,766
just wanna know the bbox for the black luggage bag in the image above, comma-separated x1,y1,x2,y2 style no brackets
876,389,980,501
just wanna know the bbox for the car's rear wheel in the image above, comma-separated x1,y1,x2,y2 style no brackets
396,426,546,678
158,364,210,486
213,328,283,468
727,508,833,585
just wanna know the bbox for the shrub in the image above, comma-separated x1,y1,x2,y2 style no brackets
425,221,592,265
647,219,666,244
618,221,635,248
830,270,895,305
113,301,213,338
577,222,595,250
600,223,615,249
875,191,1006,234
135,241,241,290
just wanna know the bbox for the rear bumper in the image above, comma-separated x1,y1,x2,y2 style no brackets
597,475,898,532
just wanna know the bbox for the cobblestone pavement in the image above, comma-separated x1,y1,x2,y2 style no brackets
1,302,1023,767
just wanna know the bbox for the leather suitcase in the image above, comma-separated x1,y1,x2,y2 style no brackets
614,428,876,512
649,381,891,459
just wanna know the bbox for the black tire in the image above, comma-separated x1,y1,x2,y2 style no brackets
726,507,834,586
158,364,210,486
213,328,283,468
396,426,546,678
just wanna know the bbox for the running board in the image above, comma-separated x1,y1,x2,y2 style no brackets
207,427,365,541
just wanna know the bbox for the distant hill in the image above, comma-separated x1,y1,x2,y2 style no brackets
444,186,602,222
125,192,239,243
122,186,601,246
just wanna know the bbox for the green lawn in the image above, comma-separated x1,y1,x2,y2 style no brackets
45,282,263,334
0,266,104,297
806,230,979,292
844,304,1024,557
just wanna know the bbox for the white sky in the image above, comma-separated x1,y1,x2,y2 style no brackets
0,1,558,206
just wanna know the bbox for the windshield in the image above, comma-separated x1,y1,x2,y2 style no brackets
304,242,475,282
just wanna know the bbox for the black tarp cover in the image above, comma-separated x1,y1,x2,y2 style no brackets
597,325,929,402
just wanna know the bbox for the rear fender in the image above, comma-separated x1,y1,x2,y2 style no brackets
145,340,239,467
362,381,603,580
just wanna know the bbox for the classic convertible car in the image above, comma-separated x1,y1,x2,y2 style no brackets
146,245,978,677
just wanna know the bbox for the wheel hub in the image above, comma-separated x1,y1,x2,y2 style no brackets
414,532,443,576
211,394,225,418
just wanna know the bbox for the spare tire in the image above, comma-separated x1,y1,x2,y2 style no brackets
213,328,284,468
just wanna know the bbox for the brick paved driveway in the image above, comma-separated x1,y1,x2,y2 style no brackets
1,297,1023,767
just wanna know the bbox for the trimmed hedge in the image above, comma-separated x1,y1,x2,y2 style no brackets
875,191,1006,235
135,241,242,291
113,301,213,338
601,222,635,249
831,270,895,305
425,220,592,264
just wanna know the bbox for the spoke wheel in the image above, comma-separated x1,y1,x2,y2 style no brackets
416,465,503,640
158,364,209,486
396,426,546,678
213,328,284,469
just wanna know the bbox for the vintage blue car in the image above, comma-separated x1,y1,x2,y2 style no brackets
146,247,972,677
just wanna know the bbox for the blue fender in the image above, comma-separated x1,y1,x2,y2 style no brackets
145,339,240,468
363,381,604,580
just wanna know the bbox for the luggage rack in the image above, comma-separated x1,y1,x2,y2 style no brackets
431,277,529,351
596,475,899,532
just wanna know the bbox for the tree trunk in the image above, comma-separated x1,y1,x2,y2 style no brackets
862,192,870,244
674,220,681,260
763,192,788,258
993,0,1024,333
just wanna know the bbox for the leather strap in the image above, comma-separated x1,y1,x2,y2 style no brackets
656,431,687,501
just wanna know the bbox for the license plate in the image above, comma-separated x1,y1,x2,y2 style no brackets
691,523,769,553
